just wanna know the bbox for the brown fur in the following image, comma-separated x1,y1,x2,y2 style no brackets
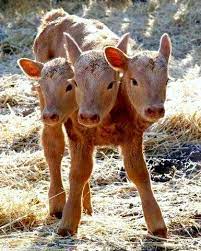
59,30,170,237
18,57,93,217
33,9,120,61
38,8,66,31
23,10,168,238
58,81,167,237
26,10,129,220
31,10,126,219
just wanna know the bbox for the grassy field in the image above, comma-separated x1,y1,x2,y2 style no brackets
0,0,200,250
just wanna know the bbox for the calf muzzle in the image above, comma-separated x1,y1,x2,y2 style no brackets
78,112,100,127
145,105,165,121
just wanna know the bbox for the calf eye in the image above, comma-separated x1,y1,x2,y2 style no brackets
131,78,138,86
107,81,115,90
66,84,72,92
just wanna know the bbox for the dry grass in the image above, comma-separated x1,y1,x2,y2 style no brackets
0,0,200,250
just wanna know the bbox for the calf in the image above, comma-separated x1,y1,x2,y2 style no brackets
17,57,92,217
57,33,171,238
33,9,129,62
28,9,129,218
104,33,171,123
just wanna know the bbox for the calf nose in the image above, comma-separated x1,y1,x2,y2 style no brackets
145,105,165,118
79,113,100,125
42,112,59,123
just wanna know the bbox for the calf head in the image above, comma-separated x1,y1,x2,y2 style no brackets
17,57,77,126
104,34,172,123
64,33,129,127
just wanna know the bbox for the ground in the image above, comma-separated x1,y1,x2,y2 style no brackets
0,0,200,250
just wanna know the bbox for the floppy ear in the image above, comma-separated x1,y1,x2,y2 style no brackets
63,32,82,65
17,58,43,79
116,33,129,53
159,33,172,62
104,47,128,72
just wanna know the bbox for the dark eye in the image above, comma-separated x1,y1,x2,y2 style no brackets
107,81,115,90
131,78,138,86
66,84,72,92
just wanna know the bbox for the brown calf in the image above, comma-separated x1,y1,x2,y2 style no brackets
33,9,128,62
57,33,171,237
17,57,93,217
19,9,169,238
18,9,129,218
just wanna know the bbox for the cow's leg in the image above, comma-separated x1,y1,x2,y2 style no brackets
121,137,167,238
58,140,93,236
83,182,93,215
42,124,66,219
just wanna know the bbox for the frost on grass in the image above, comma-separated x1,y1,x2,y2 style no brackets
0,0,200,250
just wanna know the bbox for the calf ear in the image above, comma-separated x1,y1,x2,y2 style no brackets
159,33,172,62
63,32,82,65
104,47,128,72
17,58,43,79
116,33,129,53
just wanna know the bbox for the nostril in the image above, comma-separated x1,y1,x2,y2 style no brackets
79,113,85,120
50,114,59,121
91,114,100,122
158,107,165,115
42,114,48,120
146,108,154,115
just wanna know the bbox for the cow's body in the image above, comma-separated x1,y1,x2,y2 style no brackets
33,9,119,62
19,9,170,238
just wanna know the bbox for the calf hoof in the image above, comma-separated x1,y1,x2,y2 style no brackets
58,227,77,237
83,205,93,216
84,208,93,216
49,190,66,219
152,227,168,238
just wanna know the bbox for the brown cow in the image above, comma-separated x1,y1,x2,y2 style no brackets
17,57,93,217
57,33,171,237
18,9,129,218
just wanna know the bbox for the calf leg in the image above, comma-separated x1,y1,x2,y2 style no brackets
83,182,93,215
58,140,93,236
121,138,167,238
42,124,66,219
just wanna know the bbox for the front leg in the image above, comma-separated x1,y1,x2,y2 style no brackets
58,140,94,236
121,137,167,238
42,124,66,219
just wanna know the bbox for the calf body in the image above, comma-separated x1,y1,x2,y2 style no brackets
21,10,169,237
28,9,129,218
33,9,121,62
18,57,93,217
59,32,171,237
59,82,166,237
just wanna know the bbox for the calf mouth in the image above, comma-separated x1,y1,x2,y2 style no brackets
143,112,165,123
78,118,101,128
